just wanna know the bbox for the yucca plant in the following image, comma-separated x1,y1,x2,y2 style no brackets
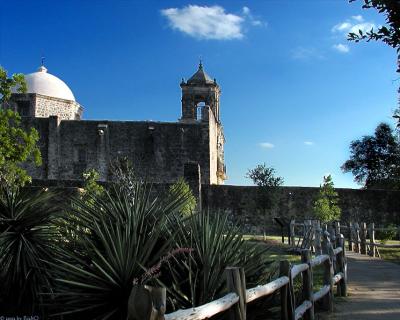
0,186,62,315
163,212,273,310
46,181,193,320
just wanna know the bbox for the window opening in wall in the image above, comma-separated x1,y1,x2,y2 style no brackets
74,146,87,176
17,101,30,117
77,148,87,163
197,102,206,121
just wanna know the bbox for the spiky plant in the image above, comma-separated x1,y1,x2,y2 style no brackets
0,186,61,315
164,212,272,310
46,181,192,320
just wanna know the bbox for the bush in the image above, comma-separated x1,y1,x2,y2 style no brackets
46,181,190,319
0,186,61,315
163,212,272,310
378,224,398,244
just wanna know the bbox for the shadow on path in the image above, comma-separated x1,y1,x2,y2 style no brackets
325,251,400,319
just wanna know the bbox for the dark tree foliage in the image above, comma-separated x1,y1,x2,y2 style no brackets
246,163,284,212
341,122,400,189
246,164,284,188
348,0,400,58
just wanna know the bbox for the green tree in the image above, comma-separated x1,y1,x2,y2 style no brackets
246,163,284,188
313,175,341,222
0,65,27,103
82,168,104,198
0,66,41,188
341,122,400,189
246,164,284,233
0,109,42,188
168,177,196,216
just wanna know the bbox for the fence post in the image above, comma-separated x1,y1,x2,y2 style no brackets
226,267,246,320
334,221,340,239
304,219,312,250
360,222,367,255
280,260,294,320
313,220,322,256
354,223,361,253
322,232,334,312
290,219,295,247
127,285,166,320
338,234,347,297
301,250,315,320
369,223,375,257
348,222,353,251
328,223,336,248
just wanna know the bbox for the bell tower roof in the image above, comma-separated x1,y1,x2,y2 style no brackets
186,61,215,85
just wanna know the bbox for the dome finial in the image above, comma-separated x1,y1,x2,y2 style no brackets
38,54,47,73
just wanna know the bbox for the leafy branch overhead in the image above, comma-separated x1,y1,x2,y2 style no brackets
348,0,400,56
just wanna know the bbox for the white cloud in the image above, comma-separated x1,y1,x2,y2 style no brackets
304,141,314,146
331,15,375,53
161,5,266,40
349,22,375,35
332,22,352,33
352,15,364,22
332,15,375,35
332,43,350,53
291,47,324,60
161,5,244,40
259,142,275,149
242,6,264,27
242,6,250,15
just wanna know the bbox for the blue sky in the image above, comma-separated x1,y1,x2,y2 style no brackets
1,0,398,188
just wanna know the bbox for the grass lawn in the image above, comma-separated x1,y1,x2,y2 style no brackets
376,240,400,265
246,235,325,289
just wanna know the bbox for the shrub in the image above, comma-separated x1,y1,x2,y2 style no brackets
378,224,398,244
0,186,61,315
46,181,190,319
163,212,272,310
313,175,341,222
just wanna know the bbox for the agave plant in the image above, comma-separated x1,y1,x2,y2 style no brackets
46,181,193,320
0,186,62,315
163,212,273,310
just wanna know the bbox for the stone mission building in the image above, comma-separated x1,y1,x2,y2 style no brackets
7,62,226,185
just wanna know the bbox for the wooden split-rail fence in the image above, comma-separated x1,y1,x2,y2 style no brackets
288,219,400,257
129,229,347,320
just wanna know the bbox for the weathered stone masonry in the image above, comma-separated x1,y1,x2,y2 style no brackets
203,185,400,233
9,63,226,185
23,116,214,184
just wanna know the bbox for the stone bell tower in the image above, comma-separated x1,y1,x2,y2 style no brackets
180,61,221,123
180,62,226,184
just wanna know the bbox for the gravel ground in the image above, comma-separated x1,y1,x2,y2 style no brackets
323,251,400,319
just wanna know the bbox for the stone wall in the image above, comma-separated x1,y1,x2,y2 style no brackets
10,93,82,120
30,178,400,235
23,117,214,184
35,94,82,120
203,185,400,233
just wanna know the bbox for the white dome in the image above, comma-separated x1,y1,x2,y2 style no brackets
18,66,75,101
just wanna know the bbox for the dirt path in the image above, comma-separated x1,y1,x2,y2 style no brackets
325,251,400,319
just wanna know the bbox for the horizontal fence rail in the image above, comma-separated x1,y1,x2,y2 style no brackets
175,218,400,320
128,229,348,320
164,293,239,320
